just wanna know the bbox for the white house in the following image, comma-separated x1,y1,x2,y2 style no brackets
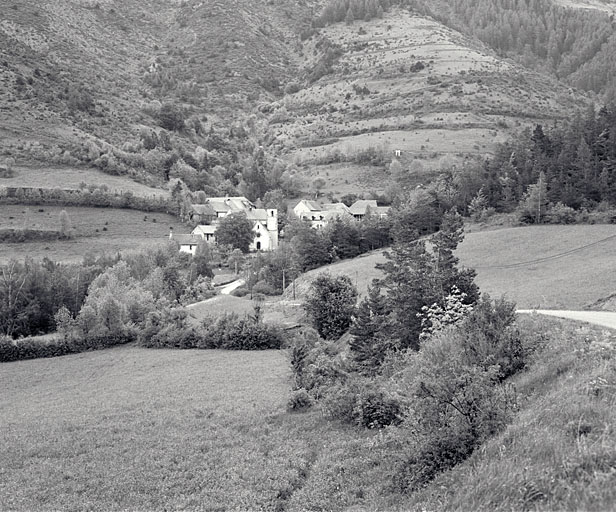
293,200,353,229
183,197,279,252
174,233,203,256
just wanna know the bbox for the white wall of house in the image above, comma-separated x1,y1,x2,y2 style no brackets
179,243,199,256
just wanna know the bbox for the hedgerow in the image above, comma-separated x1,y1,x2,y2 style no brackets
0,332,136,363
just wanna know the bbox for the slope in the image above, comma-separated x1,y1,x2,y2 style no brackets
270,6,589,196
0,0,316,184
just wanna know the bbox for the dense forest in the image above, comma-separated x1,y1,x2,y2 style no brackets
408,0,616,101
480,104,616,216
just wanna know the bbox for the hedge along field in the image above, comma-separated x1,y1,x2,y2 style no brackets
0,205,186,263
0,347,389,511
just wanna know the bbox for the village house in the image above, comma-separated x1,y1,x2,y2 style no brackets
294,199,389,228
293,200,353,229
172,232,203,256
349,199,391,220
177,196,279,252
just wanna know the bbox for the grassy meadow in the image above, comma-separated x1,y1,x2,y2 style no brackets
2,166,169,197
0,346,386,511
457,224,616,309
2,316,615,510
285,224,616,310
0,205,186,263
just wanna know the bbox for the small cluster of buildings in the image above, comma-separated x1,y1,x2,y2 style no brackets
171,196,390,255
293,199,390,229
171,197,278,255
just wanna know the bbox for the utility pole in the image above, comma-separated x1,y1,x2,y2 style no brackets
537,175,541,224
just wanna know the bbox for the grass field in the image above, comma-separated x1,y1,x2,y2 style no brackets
0,205,186,263
284,224,616,310
0,346,387,511
2,316,615,510
457,224,616,309
2,166,168,197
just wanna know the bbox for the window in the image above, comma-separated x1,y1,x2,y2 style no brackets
256,241,261,250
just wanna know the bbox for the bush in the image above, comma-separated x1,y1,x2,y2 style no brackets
323,378,405,428
252,280,278,296
0,331,135,363
287,388,313,411
231,286,249,297
392,307,520,491
289,333,349,399
457,295,526,380
198,313,285,350
546,202,577,224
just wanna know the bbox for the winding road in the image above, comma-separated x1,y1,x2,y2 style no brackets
517,310,616,330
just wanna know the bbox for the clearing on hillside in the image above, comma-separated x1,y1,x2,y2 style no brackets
284,224,616,310
1,165,169,197
0,205,185,263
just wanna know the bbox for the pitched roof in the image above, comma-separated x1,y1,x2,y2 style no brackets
245,208,269,221
295,199,321,212
174,234,202,246
322,203,351,213
191,203,217,216
192,225,217,235
349,200,378,215
208,196,254,212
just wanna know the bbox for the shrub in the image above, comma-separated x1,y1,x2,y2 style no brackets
231,286,249,297
392,306,520,491
198,313,285,350
287,388,313,411
546,202,577,224
290,333,349,399
457,295,526,380
323,378,405,428
304,273,358,340
252,280,278,296
0,331,135,363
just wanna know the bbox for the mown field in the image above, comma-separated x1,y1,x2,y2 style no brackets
0,205,186,263
457,224,616,309
2,316,615,511
0,346,381,511
2,166,169,197
285,224,616,310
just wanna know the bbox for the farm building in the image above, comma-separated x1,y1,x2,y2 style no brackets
294,199,390,227
180,196,279,252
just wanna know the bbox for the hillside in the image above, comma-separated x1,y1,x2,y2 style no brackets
285,224,616,309
271,6,589,196
0,0,317,191
0,0,597,201
2,317,615,510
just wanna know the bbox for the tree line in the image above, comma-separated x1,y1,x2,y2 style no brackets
409,0,616,101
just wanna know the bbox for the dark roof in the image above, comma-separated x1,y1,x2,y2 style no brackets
349,200,378,215
174,234,202,245
191,204,217,216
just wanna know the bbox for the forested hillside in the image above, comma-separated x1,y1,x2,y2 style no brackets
409,0,616,101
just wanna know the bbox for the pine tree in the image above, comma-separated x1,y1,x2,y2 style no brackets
349,283,396,374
